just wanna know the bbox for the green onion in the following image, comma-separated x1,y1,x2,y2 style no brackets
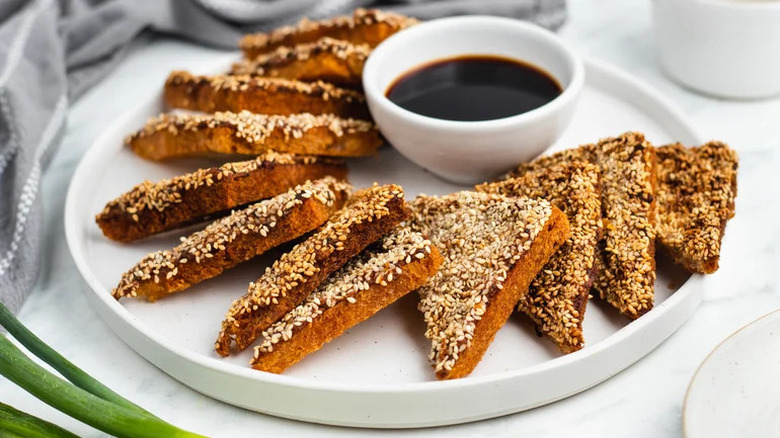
0,302,154,418
0,302,206,438
0,401,79,438
0,334,205,437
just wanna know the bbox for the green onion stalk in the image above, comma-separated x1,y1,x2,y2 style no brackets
0,302,206,438
0,401,79,438
0,302,154,417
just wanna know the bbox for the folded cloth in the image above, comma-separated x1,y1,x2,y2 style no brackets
0,0,566,314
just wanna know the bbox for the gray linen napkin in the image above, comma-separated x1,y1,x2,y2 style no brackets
0,0,566,314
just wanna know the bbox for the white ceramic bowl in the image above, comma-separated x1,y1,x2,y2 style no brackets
362,16,584,184
653,0,780,99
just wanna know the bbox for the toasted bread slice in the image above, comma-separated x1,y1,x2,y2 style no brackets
164,71,370,119
512,132,657,319
656,141,738,273
477,161,602,353
231,37,370,88
215,183,409,356
241,9,419,58
126,110,381,160
96,152,347,242
252,227,442,373
112,177,351,302
410,192,570,380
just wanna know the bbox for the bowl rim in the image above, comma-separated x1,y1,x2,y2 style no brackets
362,15,585,132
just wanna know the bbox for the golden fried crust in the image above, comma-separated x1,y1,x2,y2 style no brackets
231,37,370,88
411,192,570,380
96,152,347,242
240,9,419,58
656,141,738,273
251,228,442,373
593,134,656,319
513,132,657,320
508,144,597,177
126,111,381,160
112,178,351,302
164,71,370,119
215,184,409,356
448,209,568,380
477,161,602,353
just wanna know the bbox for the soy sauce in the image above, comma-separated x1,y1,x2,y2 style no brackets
386,55,562,122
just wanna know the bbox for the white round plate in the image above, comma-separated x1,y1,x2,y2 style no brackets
65,57,703,428
684,309,780,437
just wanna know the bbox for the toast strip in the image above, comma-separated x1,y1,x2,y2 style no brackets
164,71,370,119
477,161,602,353
96,152,347,242
241,9,419,58
656,141,738,273
252,227,442,373
512,132,657,319
112,177,351,301
586,133,657,319
216,184,409,356
411,192,570,380
231,37,370,88
126,110,381,160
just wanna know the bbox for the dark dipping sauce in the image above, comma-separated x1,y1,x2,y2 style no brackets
386,55,562,122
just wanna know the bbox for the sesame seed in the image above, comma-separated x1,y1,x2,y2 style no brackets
168,71,364,102
126,111,375,152
510,132,656,319
478,161,602,353
97,151,343,226
239,8,419,56
216,183,407,355
410,191,553,375
655,141,738,273
111,177,351,301
254,227,433,354
231,37,371,83
164,71,368,117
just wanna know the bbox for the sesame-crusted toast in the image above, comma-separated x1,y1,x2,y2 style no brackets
126,110,381,160
512,132,657,320
252,227,442,373
410,192,570,380
231,37,370,88
164,71,370,119
96,152,347,242
240,9,418,59
112,177,351,302
655,141,738,273
215,183,410,357
477,161,602,353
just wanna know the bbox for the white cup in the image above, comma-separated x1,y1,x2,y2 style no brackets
362,16,584,184
653,0,780,99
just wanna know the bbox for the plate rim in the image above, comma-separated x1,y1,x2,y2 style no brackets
682,308,780,437
64,55,707,426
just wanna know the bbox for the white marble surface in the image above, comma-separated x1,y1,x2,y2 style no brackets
3,0,780,436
